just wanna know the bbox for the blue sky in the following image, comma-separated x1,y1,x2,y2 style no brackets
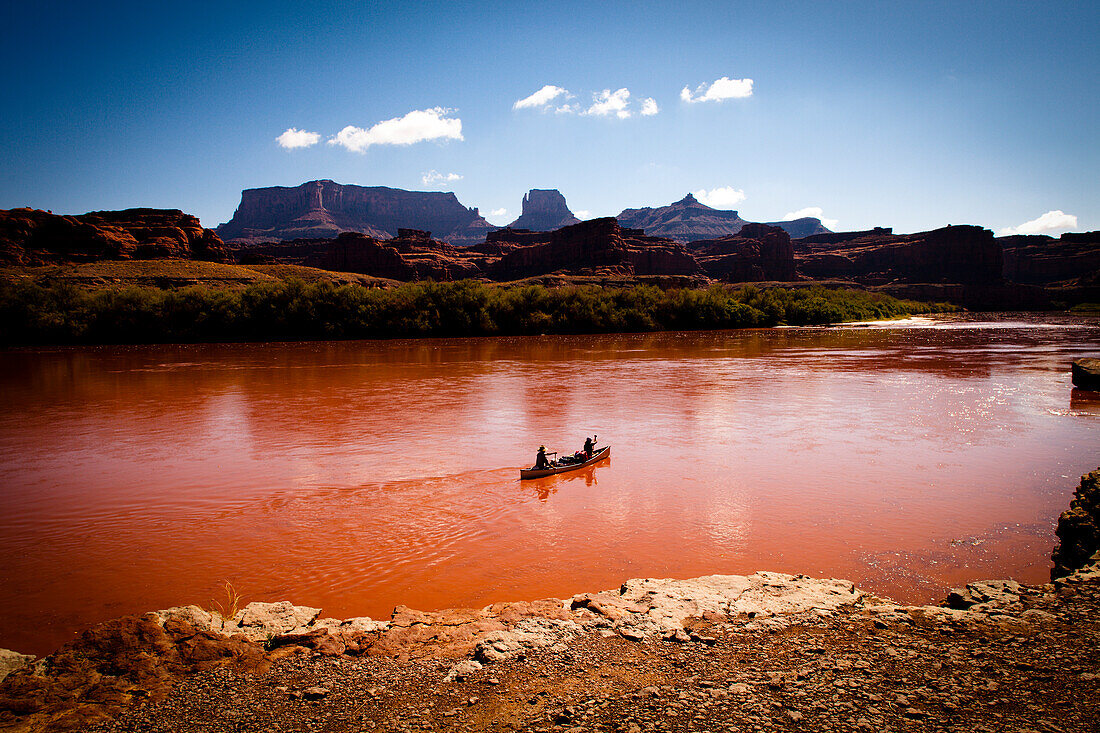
1,1,1096,235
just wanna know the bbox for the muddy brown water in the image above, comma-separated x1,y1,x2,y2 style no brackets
1,314,1098,657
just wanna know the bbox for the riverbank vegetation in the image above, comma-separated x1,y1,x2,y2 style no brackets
0,279,956,345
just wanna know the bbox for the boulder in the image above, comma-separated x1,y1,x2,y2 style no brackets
1071,359,1100,390
226,601,322,641
0,613,267,729
1052,468,1100,579
943,580,1023,611
151,605,226,634
571,572,861,641
0,649,34,683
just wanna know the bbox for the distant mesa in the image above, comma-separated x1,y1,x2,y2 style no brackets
215,180,493,247
506,189,581,231
0,207,229,265
616,193,749,243
772,217,832,239
614,193,831,243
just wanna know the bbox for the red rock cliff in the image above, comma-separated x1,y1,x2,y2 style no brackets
488,218,702,279
793,225,1003,285
216,180,493,246
0,208,229,264
999,232,1100,286
689,223,797,282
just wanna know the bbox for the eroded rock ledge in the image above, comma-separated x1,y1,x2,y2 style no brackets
3,563,1100,732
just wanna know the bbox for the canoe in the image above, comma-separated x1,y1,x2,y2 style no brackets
520,445,610,480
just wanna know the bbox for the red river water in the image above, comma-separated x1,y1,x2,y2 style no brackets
1,314,1098,656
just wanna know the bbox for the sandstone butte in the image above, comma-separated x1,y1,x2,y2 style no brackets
213,182,830,248
214,180,495,247
0,469,1099,732
506,190,581,232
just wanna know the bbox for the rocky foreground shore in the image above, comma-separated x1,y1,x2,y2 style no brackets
2,471,1099,733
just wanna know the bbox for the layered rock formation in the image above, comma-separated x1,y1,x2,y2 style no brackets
216,180,494,246
615,194,750,243
1052,469,1100,579
1072,359,1100,391
233,230,484,281
615,194,831,242
506,189,581,231
487,218,702,279
769,216,832,239
0,208,230,265
227,219,703,281
688,223,797,282
319,230,483,281
1000,231,1100,286
792,225,1003,286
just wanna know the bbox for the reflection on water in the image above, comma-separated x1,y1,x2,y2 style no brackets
525,462,606,501
0,313,1098,656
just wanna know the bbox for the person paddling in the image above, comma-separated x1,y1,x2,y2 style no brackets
583,435,597,458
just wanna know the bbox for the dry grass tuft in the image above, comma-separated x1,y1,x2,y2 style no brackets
210,581,244,621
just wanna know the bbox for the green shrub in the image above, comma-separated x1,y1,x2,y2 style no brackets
0,279,957,345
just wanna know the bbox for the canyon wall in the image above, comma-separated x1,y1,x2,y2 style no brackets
688,223,797,282
0,208,230,265
488,218,702,279
793,225,1004,286
1000,232,1100,286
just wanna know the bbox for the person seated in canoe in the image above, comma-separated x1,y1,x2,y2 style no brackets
534,445,552,469
583,435,597,458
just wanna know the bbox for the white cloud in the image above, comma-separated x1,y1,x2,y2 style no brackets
693,186,747,209
276,127,320,149
999,210,1078,236
485,208,511,225
640,98,659,116
555,103,580,114
585,88,631,118
329,107,463,153
514,85,570,110
421,170,463,185
681,76,754,103
783,206,839,230
575,210,591,219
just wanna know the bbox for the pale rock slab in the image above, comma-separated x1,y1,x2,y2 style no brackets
227,601,322,641
151,605,227,634
0,648,34,682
